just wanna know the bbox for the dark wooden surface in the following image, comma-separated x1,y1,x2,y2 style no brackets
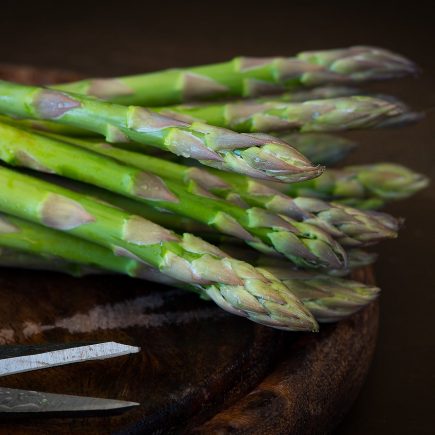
0,265,376,435
0,2,434,432
0,269,285,434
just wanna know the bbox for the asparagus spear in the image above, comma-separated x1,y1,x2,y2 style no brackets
0,123,346,268
53,46,417,105
41,132,399,248
0,214,146,279
268,163,430,208
0,80,321,182
0,112,357,166
0,87,358,139
157,96,416,133
274,133,357,166
0,242,378,324
0,88,359,140
0,196,317,331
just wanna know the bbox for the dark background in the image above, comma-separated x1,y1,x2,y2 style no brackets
1,1,434,433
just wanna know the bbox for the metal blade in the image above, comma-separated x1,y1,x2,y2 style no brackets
0,342,140,377
0,387,139,416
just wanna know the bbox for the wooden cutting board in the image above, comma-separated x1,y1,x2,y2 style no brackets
0,65,379,434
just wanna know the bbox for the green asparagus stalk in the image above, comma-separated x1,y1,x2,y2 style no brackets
0,189,318,331
0,112,357,167
268,163,430,208
156,96,416,133
0,80,321,182
0,123,347,269
40,131,399,248
0,214,152,279
0,87,358,139
0,87,359,140
53,46,417,105
0,239,378,323
274,133,357,166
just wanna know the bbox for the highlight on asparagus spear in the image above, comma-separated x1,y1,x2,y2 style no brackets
269,163,430,208
274,133,357,166
0,199,317,331
0,80,321,182
41,132,399,248
157,96,416,133
0,240,378,324
53,46,417,106
0,123,346,269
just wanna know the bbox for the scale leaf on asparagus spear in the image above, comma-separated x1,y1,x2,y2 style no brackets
0,80,322,182
0,172,318,331
0,217,379,324
53,46,417,106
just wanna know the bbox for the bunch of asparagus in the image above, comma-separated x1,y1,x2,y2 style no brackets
0,45,428,331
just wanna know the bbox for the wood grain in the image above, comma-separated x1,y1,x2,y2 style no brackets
0,66,379,434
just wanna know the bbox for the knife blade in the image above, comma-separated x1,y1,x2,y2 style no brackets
0,342,140,377
0,387,139,416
